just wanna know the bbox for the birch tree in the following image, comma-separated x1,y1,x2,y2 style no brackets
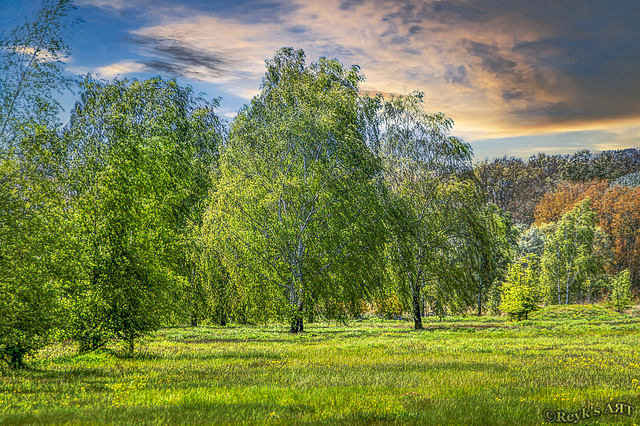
207,48,386,332
0,130,70,367
540,198,598,305
379,91,474,329
0,0,79,148
65,76,223,352
0,0,78,367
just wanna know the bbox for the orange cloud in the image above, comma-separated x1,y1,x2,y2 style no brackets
87,0,640,157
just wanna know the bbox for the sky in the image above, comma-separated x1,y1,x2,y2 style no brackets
2,0,640,161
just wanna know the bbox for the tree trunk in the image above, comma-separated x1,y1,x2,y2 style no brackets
190,312,198,327
290,316,303,333
6,347,27,369
477,289,482,316
220,306,227,327
290,310,304,333
290,297,304,333
412,284,423,330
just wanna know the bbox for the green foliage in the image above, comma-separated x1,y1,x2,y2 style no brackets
458,202,518,316
64,289,111,352
0,130,69,367
517,224,546,259
500,256,541,320
0,0,80,147
64,76,224,352
190,223,235,326
0,1,80,367
207,48,386,332
372,282,406,319
377,90,505,327
607,269,632,313
540,198,600,305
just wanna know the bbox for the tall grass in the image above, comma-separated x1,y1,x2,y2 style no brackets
2,306,639,425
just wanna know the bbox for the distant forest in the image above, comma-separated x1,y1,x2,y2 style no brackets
476,148,640,225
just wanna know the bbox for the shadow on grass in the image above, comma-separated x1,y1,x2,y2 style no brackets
421,324,516,332
1,401,316,425
1,364,114,381
162,322,522,343
120,349,287,362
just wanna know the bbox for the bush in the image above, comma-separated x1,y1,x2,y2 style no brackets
0,279,59,368
500,256,541,321
607,269,632,313
63,288,112,352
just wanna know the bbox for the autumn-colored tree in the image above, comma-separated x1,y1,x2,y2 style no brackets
476,148,640,226
534,181,640,289
475,153,567,225
597,187,640,288
534,181,608,225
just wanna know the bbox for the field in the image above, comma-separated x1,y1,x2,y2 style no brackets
2,305,640,425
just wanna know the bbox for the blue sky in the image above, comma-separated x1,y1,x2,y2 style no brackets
2,0,640,161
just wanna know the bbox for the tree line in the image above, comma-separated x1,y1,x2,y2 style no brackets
1,0,638,368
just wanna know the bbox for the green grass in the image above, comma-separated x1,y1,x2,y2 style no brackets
2,305,640,425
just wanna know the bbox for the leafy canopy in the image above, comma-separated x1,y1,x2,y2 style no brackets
207,48,386,331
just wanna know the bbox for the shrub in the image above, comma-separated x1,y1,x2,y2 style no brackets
500,256,541,321
607,269,632,313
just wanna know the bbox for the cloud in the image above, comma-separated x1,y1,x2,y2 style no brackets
98,61,147,77
501,90,528,101
68,60,147,78
471,127,640,162
82,0,640,157
128,34,238,80
76,0,148,11
461,40,516,76
287,25,309,34
444,65,468,85
339,0,365,11
120,13,281,98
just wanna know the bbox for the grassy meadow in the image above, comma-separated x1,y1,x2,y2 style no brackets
2,305,640,425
